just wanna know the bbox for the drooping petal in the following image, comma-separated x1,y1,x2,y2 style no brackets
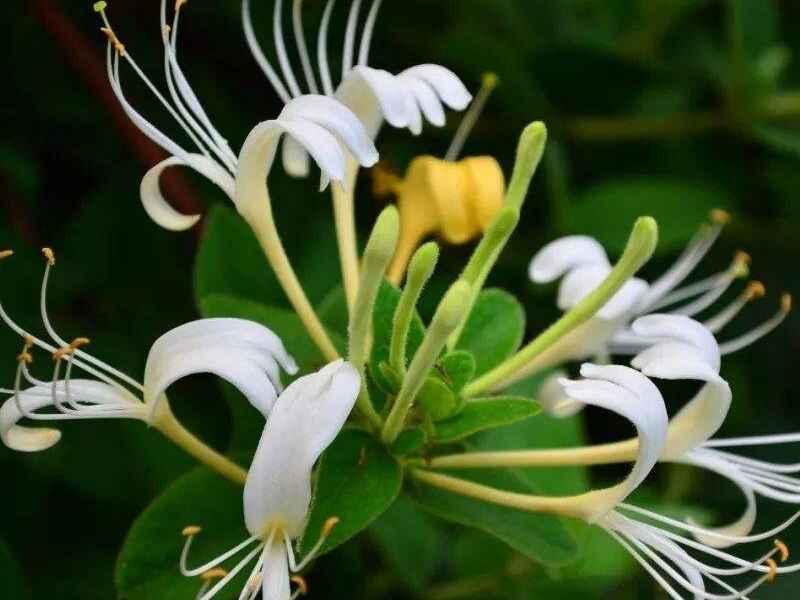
561,364,668,520
528,235,610,283
397,75,446,127
243,360,359,538
631,314,720,371
1,380,139,452
140,154,235,231
143,319,297,419
398,64,472,111
336,66,410,136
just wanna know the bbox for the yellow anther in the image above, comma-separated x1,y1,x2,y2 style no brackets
731,250,751,278
200,568,227,581
775,539,790,562
744,281,766,301
176,0,188,11
182,525,202,536
70,337,91,350
781,293,792,313
52,338,90,361
17,351,33,365
710,208,731,225
42,247,55,266
0,250,13,260
766,557,778,582
481,72,499,90
93,1,107,12
163,25,171,35
322,516,340,537
100,27,126,55
23,336,34,352
290,575,308,595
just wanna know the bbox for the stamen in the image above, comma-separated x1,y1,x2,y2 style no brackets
445,72,500,161
317,0,336,96
200,568,226,581
196,543,265,600
242,0,292,103
667,251,750,318
286,516,341,572
273,0,303,97
342,0,364,79
100,26,126,56
767,558,778,582
322,516,340,537
357,0,384,66
183,525,202,536
17,336,34,365
290,575,308,595
175,0,188,10
41,247,55,266
181,527,260,578
719,293,792,355
776,540,790,562
292,0,319,93
710,208,731,225
704,281,764,333
0,249,14,260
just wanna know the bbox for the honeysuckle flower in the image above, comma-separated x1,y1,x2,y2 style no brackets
525,212,791,395
243,0,472,178
180,360,359,600
0,249,296,453
95,0,378,232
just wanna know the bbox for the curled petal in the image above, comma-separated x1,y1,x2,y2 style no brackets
631,314,720,371
140,154,234,231
558,265,648,320
244,360,360,537
337,66,411,135
143,319,297,420
537,371,584,417
399,64,472,110
399,75,446,127
529,235,610,283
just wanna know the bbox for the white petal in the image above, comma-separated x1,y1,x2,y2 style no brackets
336,66,410,136
631,314,720,371
261,542,290,600
398,64,472,110
0,380,136,452
558,265,648,320
243,360,360,537
537,371,584,417
528,235,610,283
280,136,310,178
143,319,297,419
398,75,446,127
140,154,234,231
562,364,668,520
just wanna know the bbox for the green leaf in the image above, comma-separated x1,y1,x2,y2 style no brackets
563,178,729,256
391,428,428,456
116,467,247,600
409,468,577,566
316,286,349,337
301,430,403,555
456,289,525,377
0,540,29,600
200,293,345,373
440,350,476,394
369,496,442,592
417,376,458,421
434,397,541,443
369,281,426,393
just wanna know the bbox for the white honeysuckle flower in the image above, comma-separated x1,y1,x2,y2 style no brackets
0,251,296,452
243,0,472,177
525,212,791,390
180,360,360,600
96,1,377,231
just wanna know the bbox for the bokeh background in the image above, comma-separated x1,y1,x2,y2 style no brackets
2,0,800,598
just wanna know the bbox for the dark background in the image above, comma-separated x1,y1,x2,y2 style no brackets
2,0,799,598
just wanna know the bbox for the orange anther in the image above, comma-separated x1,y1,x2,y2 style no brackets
775,539,790,562
182,525,202,537
42,247,55,266
290,575,308,595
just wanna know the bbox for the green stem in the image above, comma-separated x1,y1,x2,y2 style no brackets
389,242,439,375
382,280,471,444
462,216,659,398
349,206,400,430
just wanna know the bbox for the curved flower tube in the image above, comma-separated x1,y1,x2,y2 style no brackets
180,360,360,600
0,251,295,484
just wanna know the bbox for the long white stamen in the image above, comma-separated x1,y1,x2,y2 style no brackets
705,282,765,333
719,294,791,355
668,253,749,318
341,0,363,80
650,269,735,312
607,529,686,600
237,551,265,600
317,0,336,95
445,72,498,162
180,530,260,577
198,543,265,600
284,516,338,572
357,0,383,66
273,0,303,97
242,0,292,103
292,0,319,93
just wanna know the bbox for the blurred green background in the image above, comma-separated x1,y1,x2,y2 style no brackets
2,0,800,598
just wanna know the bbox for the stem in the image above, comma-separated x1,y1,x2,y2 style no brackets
390,242,439,375
349,206,400,430
152,402,246,485
246,196,340,363
463,216,659,397
332,162,361,315
382,280,471,444
445,72,499,162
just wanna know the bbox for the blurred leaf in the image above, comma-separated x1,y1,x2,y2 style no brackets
0,540,29,600
369,496,442,592
391,428,428,456
749,124,800,159
116,467,247,600
456,289,525,377
418,376,459,421
434,397,541,443
409,468,578,566
316,286,348,337
562,178,729,256
301,430,402,556
369,281,426,393
441,350,477,394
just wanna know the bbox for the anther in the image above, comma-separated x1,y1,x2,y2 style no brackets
0,249,13,260
41,247,55,266
710,208,731,225
52,337,91,361
200,568,227,581
93,1,107,12
290,575,308,595
766,558,779,582
182,525,202,537
744,281,766,301
782,293,792,313
176,0,188,11
100,27,126,55
17,351,33,365
322,516,340,537
775,539,790,562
